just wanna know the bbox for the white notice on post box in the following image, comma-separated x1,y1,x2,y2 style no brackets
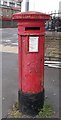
29,37,39,52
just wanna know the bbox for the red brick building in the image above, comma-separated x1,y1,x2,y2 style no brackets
0,0,23,27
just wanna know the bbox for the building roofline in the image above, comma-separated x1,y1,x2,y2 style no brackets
15,0,23,2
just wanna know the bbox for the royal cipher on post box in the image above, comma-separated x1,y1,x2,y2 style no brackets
12,11,51,115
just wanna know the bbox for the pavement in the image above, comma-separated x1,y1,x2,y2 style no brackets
0,52,2,120
2,52,18,118
0,28,60,118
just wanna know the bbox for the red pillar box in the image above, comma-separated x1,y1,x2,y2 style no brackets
12,11,51,115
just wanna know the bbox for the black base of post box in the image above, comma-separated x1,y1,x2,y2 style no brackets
18,89,44,116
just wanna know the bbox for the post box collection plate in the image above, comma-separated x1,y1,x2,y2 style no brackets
29,36,39,52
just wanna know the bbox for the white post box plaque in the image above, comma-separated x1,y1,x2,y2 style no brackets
29,37,39,52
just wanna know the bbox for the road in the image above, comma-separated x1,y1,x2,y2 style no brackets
0,28,60,118
1,28,18,46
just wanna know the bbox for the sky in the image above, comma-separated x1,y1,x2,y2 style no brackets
21,0,60,14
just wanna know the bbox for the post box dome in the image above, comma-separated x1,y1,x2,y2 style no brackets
12,11,51,21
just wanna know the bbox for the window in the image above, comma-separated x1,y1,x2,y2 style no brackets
3,1,7,6
2,8,6,16
9,2,15,7
17,2,21,8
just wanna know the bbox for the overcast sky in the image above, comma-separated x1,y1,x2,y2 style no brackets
21,0,60,13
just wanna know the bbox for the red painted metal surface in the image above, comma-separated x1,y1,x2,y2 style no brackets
12,11,51,20
12,11,51,94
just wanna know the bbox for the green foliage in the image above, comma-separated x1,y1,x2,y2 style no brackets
8,101,54,118
38,101,54,118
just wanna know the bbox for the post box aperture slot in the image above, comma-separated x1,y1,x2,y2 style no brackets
25,27,40,31
29,36,39,52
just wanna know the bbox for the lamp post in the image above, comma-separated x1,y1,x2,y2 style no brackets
25,0,29,11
